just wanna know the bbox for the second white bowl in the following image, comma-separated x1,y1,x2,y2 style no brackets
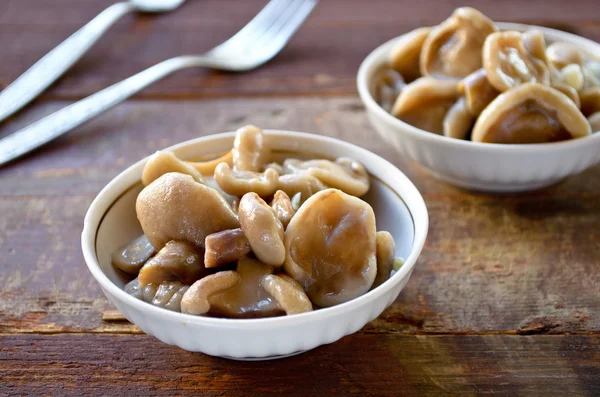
358,23,600,192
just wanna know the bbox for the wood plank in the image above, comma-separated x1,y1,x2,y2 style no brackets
0,0,599,100
1,334,600,395
1,98,599,334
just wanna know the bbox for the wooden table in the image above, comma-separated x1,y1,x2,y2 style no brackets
1,0,600,395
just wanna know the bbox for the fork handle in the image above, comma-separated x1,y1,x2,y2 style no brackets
0,2,134,124
0,56,209,166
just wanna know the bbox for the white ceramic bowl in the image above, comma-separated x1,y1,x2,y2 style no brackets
358,23,600,192
81,130,428,360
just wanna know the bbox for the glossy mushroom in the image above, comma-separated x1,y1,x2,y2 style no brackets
458,68,499,115
277,174,327,201
204,228,251,268
374,68,406,112
372,231,396,288
283,157,370,197
483,31,549,92
392,77,459,134
522,29,548,64
214,163,279,197
136,173,239,250
261,274,312,315
111,234,155,274
546,42,584,70
141,151,204,186
389,27,431,83
420,7,497,80
181,257,284,318
588,112,600,132
138,240,207,286
472,83,591,143
551,82,581,108
232,125,271,171
151,281,189,312
284,189,377,307
186,151,233,176
270,190,295,228
443,98,474,140
238,193,285,267
560,64,585,92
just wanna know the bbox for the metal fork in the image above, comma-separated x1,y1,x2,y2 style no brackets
0,0,317,166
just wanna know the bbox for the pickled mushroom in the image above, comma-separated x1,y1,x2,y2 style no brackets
138,240,207,286
142,151,204,186
204,228,251,268
389,27,431,82
136,172,239,250
472,83,591,143
372,231,396,288
458,68,499,115
111,234,155,274
580,87,600,117
284,189,377,307
277,174,327,201
233,125,271,171
214,162,279,197
546,42,585,70
270,190,295,228
443,97,474,140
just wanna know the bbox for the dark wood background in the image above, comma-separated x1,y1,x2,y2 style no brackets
1,0,600,395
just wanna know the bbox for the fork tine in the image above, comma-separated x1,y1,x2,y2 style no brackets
209,0,288,55
249,0,317,58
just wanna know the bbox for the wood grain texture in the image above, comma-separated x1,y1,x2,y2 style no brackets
2,334,600,396
0,0,599,100
1,99,599,335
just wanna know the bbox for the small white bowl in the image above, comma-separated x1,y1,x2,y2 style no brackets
358,23,600,192
81,130,428,360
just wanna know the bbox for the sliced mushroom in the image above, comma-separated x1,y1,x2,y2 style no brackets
588,112,600,132
560,64,584,91
389,27,431,83
238,193,285,267
472,83,591,143
138,241,207,286
522,29,548,64
124,278,145,300
392,77,459,134
152,280,189,312
284,189,377,307
372,231,396,288
181,257,284,318
551,82,581,108
111,234,155,274
187,151,233,176
136,173,239,250
283,157,370,197
271,190,295,228
580,87,600,117
458,68,499,115
204,228,251,268
483,31,550,92
261,274,312,315
443,98,474,140
420,7,497,80
214,163,279,197
141,151,204,186
233,125,270,171
546,42,584,70
277,174,327,201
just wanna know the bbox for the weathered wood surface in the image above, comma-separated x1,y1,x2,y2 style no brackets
1,0,600,394
1,0,599,100
2,334,600,396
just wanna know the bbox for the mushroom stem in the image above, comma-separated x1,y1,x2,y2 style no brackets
186,151,233,175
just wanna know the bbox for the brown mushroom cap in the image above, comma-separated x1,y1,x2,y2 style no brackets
238,193,286,267
420,7,497,80
277,174,327,201
283,157,370,197
392,77,459,134
483,31,550,92
271,190,295,228
374,68,406,112
204,228,251,269
142,151,204,186
389,27,431,83
138,240,208,286
522,29,548,64
546,42,585,70
181,257,284,318
472,83,591,143
111,234,155,274
580,87,600,117
136,173,239,250
151,281,189,312
372,231,396,288
443,98,474,140
284,189,377,307
214,162,279,197
261,274,313,315
233,125,271,172
458,68,500,115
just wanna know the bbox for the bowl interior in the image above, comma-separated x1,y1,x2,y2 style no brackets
92,132,418,299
